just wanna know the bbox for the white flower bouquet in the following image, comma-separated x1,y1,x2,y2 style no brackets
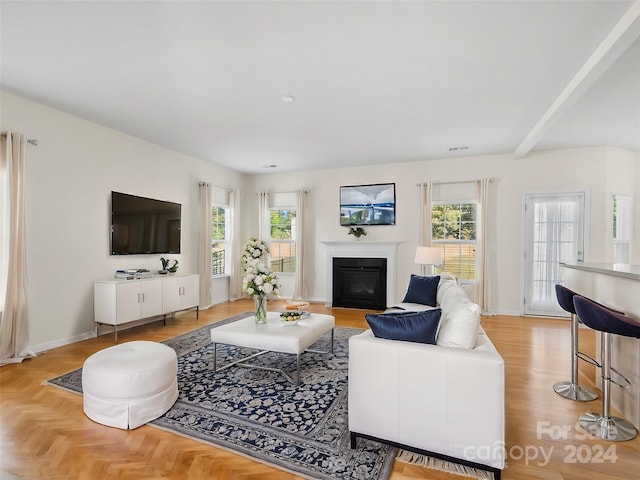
242,237,280,298
241,237,269,270
241,238,279,323
243,260,280,299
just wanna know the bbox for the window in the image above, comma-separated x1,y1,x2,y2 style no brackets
211,205,229,276
432,202,477,282
270,209,296,273
613,194,631,264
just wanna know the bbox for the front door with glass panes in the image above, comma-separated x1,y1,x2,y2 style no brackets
523,192,585,317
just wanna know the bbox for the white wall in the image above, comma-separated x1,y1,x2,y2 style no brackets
1,91,243,351
246,147,638,315
2,91,638,351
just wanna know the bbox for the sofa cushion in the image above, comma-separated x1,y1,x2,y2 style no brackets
365,309,442,344
402,274,440,307
439,271,457,282
436,284,481,349
436,278,458,305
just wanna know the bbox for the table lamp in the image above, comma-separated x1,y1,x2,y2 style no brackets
414,246,442,276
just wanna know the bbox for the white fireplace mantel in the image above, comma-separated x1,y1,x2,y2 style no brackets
321,241,402,307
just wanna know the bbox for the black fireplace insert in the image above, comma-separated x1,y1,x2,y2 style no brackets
332,257,387,310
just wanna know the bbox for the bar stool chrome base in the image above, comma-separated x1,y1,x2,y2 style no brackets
553,286,600,403
579,412,638,441
553,381,598,401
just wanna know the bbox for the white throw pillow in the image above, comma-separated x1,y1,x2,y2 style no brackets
436,283,481,349
436,279,457,306
439,271,457,282
439,282,465,311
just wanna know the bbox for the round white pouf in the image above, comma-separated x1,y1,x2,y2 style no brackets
82,340,178,429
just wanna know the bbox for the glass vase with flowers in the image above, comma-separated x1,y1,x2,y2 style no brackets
242,238,280,323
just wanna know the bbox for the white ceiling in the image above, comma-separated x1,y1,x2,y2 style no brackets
1,1,639,174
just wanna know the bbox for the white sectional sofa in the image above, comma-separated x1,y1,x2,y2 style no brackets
348,274,505,479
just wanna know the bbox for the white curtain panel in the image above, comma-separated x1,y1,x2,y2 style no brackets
293,189,307,300
418,181,433,276
228,189,243,300
530,197,565,312
419,181,433,247
614,194,632,263
257,192,269,243
0,132,34,365
198,182,213,309
476,178,492,314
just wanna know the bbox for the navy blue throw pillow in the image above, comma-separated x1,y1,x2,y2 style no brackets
401,274,440,306
365,309,442,344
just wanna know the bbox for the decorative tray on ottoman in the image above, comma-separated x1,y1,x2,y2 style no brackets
280,311,310,325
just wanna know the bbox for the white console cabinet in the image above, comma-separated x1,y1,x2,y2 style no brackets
162,274,199,314
94,273,200,341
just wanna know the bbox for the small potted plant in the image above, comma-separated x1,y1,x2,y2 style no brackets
160,257,179,274
348,227,367,239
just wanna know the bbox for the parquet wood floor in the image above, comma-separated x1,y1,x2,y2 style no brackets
1,299,639,479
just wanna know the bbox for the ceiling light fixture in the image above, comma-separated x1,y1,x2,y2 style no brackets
448,146,470,151
262,164,278,169
281,95,296,103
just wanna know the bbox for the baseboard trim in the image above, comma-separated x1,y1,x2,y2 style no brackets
30,331,96,354
30,313,193,353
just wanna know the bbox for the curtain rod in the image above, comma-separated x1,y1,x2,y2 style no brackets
198,182,233,192
0,133,39,146
416,178,494,187
255,189,310,195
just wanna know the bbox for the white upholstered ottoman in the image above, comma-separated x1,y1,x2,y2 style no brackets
82,340,178,429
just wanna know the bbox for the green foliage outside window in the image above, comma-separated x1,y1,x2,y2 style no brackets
432,203,476,240
270,209,296,273
432,203,477,281
211,206,227,275
212,206,226,241
270,209,295,239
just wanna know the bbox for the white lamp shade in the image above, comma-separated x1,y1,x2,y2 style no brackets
414,246,442,265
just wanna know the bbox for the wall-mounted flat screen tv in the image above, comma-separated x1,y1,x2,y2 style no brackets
340,183,396,226
111,191,181,255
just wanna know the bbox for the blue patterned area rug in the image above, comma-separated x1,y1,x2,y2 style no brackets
46,312,397,480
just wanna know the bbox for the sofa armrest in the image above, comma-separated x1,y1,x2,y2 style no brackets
348,329,505,470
